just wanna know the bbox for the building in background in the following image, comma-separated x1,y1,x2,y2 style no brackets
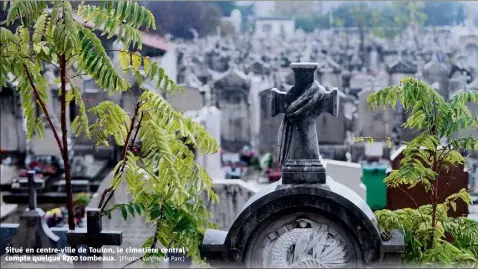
254,17,295,39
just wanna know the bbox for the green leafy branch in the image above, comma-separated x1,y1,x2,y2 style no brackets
2,0,220,260
367,77,478,264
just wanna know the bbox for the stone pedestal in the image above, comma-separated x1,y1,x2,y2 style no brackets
9,208,59,252
281,159,326,184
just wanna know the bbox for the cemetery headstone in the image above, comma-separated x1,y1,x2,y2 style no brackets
315,90,347,145
212,69,251,152
423,57,449,98
198,62,405,268
257,88,283,156
357,89,392,138
87,172,156,267
168,85,204,112
194,106,222,179
7,171,59,252
271,63,338,184
67,208,122,267
448,70,471,100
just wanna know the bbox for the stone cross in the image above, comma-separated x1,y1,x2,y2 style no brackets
67,208,122,267
18,171,44,209
8,171,58,253
271,62,339,184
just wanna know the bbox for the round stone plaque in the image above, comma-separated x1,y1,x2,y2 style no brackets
245,214,361,268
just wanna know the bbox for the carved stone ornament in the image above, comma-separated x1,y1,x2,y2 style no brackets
247,217,359,268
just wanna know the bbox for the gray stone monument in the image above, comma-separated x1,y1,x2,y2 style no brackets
198,62,405,268
271,63,338,184
7,171,59,252
67,208,122,267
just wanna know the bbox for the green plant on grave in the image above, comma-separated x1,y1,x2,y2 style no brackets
354,77,478,265
74,192,91,207
1,0,218,263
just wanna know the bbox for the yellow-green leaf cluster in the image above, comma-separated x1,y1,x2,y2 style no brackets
89,101,130,147
118,51,184,95
376,192,478,265
77,1,156,50
2,1,218,263
3,0,47,26
66,84,90,138
77,28,129,93
369,77,478,265
94,90,219,262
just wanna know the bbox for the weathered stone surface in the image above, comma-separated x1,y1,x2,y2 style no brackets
211,69,251,152
203,180,258,230
272,63,338,184
199,62,404,268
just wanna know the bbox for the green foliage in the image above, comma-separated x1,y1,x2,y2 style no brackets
4,0,46,26
371,2,427,40
2,0,219,263
143,2,222,39
362,77,478,265
77,1,156,49
74,192,92,207
422,2,465,27
376,196,478,265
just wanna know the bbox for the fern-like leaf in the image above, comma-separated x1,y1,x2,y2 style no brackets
5,0,47,26
77,27,129,93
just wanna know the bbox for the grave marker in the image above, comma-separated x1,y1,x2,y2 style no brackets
271,62,338,184
198,62,405,268
67,208,122,267
7,171,59,253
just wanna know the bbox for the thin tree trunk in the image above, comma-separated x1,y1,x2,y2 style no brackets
60,54,75,230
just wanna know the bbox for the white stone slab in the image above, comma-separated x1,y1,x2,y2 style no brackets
323,159,367,200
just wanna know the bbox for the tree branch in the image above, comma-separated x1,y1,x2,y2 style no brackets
23,65,64,153
59,53,75,231
99,101,142,211
398,185,428,224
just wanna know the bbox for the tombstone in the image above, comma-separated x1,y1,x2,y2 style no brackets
349,70,374,96
199,62,404,268
168,85,205,112
316,57,342,91
386,52,417,138
230,9,242,34
258,89,283,156
88,172,155,267
0,192,17,220
211,69,251,152
193,106,222,180
357,89,392,139
368,44,380,73
448,70,472,100
423,58,449,99
202,179,258,230
5,171,59,253
323,159,366,200
464,43,478,69
0,86,26,153
67,208,122,267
